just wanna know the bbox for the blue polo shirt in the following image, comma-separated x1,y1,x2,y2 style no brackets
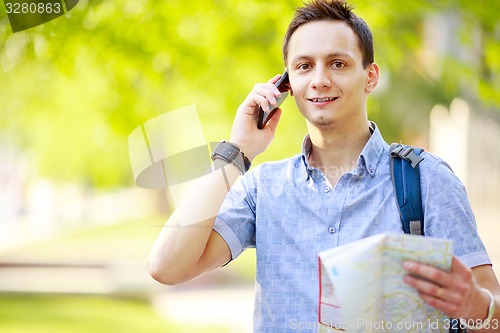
213,123,490,333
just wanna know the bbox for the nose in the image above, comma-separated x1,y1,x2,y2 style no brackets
310,67,331,89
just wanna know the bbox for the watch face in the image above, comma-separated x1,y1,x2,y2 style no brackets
229,147,241,160
214,143,234,158
211,141,246,174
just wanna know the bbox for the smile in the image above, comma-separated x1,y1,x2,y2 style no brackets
308,97,338,103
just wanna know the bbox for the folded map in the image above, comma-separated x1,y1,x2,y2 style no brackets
318,233,453,333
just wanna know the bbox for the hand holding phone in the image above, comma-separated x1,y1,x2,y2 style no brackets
257,71,290,129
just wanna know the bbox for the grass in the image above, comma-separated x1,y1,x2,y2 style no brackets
0,293,231,333
0,216,256,333
0,217,255,333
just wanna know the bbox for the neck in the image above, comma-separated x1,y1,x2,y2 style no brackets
307,119,371,183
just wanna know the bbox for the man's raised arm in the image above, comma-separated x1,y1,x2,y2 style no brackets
147,74,285,285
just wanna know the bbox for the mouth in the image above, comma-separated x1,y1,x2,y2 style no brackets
308,97,338,103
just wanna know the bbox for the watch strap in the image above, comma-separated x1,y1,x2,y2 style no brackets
211,141,251,175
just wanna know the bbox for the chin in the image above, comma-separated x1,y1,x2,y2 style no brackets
307,116,337,129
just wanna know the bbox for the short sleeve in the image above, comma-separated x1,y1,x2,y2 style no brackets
420,153,491,268
213,171,257,261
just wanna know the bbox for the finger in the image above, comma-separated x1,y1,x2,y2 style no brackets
265,76,284,97
403,261,451,287
405,274,461,317
404,274,444,299
418,290,460,317
242,93,270,113
267,74,282,85
408,274,462,304
253,86,280,106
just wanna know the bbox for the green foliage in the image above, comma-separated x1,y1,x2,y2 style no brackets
0,0,498,187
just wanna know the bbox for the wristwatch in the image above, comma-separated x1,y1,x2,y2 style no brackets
211,141,251,175
464,287,496,330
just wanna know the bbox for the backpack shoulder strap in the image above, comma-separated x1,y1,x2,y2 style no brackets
389,143,425,235
390,146,466,333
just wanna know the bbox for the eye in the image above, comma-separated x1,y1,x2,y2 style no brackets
332,61,345,69
297,63,311,71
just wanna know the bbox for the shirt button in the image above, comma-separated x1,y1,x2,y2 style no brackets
325,187,331,193
328,226,335,234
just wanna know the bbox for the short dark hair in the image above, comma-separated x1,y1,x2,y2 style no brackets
283,0,374,68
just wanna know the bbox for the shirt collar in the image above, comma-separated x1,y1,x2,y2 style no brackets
358,122,386,177
300,134,314,181
299,122,387,181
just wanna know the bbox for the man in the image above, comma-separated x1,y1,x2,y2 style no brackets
148,0,500,332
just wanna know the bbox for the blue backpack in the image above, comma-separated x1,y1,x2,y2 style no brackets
390,143,465,333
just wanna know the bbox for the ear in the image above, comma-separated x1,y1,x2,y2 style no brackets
365,63,379,94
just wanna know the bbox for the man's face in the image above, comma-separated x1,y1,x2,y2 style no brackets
286,20,377,129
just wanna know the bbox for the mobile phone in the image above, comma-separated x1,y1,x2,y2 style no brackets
257,71,290,129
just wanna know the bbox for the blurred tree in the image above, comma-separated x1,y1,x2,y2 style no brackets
0,0,497,187
355,0,500,142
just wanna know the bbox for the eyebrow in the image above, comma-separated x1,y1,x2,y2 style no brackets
290,52,354,64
